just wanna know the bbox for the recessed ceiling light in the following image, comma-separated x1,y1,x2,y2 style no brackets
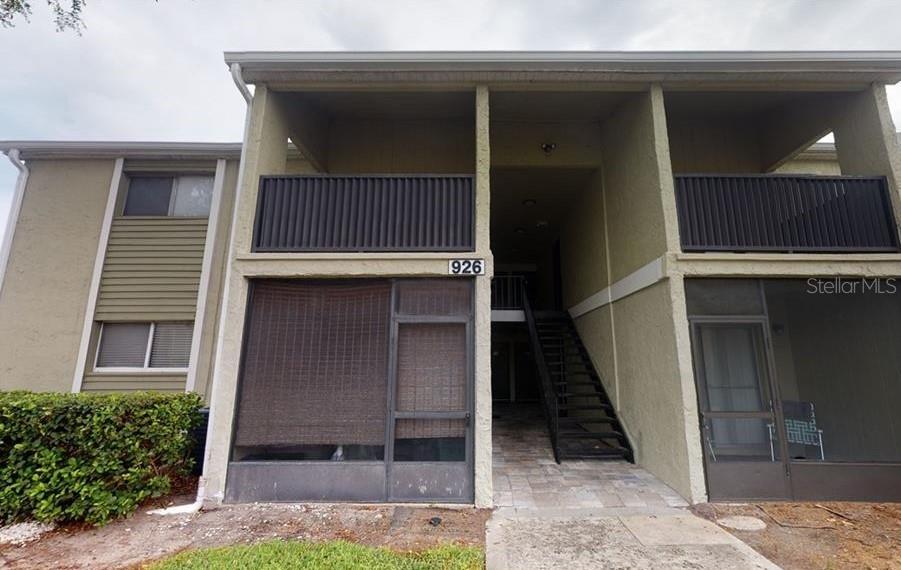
536,220,549,228
514,227,527,235
522,199,536,207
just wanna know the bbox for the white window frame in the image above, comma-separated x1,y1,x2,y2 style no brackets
124,174,214,218
93,321,191,374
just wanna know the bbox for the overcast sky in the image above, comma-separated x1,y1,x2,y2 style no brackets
3,0,901,237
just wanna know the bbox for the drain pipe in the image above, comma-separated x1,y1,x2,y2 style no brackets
230,62,253,104
179,62,254,512
0,149,29,299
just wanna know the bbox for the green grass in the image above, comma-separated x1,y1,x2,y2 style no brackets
148,539,484,570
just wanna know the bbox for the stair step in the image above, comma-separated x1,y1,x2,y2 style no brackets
558,403,614,411
559,451,630,460
553,380,597,386
549,371,595,377
559,430,624,439
558,416,616,424
556,392,611,399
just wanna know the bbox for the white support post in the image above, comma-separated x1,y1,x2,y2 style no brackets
71,158,124,393
0,149,29,300
185,158,227,394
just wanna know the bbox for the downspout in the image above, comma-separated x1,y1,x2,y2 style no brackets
0,149,29,299
153,64,253,515
184,62,254,510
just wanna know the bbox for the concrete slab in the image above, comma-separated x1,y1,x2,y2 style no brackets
718,515,767,531
620,513,734,546
487,511,781,570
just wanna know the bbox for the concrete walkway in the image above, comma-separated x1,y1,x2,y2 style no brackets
487,406,779,569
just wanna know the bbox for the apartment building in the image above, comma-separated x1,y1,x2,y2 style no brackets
2,52,901,507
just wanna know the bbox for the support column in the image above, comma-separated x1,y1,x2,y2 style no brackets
833,83,901,223
201,86,289,503
651,85,707,503
473,85,494,508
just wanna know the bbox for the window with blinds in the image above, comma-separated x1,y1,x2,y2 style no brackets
123,175,214,217
95,322,193,370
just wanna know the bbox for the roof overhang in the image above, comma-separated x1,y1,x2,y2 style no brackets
0,141,243,161
223,51,901,89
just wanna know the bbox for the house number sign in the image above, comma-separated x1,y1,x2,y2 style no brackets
448,259,486,275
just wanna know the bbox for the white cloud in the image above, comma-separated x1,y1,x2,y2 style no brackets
2,0,901,239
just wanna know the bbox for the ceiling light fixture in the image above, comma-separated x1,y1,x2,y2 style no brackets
522,199,536,207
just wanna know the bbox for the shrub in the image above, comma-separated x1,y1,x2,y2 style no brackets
0,391,202,525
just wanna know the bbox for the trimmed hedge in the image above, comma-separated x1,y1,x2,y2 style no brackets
0,391,202,525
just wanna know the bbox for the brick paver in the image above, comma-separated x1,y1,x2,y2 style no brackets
492,404,688,509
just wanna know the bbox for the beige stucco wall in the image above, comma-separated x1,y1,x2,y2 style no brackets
328,118,474,173
561,170,608,305
609,280,699,495
833,84,901,219
0,159,115,392
773,158,841,175
667,117,761,174
600,90,672,281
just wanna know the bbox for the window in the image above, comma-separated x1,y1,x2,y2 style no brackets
123,175,213,217
95,322,193,370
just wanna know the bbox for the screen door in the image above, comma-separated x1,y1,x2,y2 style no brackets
691,319,790,500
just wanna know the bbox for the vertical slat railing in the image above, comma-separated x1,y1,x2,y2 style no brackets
674,174,899,252
491,275,525,309
253,175,475,252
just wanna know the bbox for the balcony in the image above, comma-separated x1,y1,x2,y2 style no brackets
674,175,900,253
253,175,474,252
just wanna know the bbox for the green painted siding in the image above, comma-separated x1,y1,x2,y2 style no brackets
83,216,208,393
95,217,208,321
81,372,186,392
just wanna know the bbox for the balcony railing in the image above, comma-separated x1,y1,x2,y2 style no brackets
675,174,900,253
491,275,526,309
253,175,474,252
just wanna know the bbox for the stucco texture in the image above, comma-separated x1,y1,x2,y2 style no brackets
609,280,699,501
599,91,671,282
0,159,115,392
561,170,607,306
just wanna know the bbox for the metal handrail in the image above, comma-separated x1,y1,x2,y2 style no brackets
521,280,560,463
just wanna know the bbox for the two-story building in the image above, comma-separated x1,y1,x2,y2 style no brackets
2,51,901,507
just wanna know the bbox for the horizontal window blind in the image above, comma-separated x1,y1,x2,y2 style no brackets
149,323,194,368
97,323,151,367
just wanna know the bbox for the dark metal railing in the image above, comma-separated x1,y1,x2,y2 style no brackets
521,282,560,463
253,175,474,252
491,275,526,309
675,174,899,253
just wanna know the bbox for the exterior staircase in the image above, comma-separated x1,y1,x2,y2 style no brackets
522,294,633,463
